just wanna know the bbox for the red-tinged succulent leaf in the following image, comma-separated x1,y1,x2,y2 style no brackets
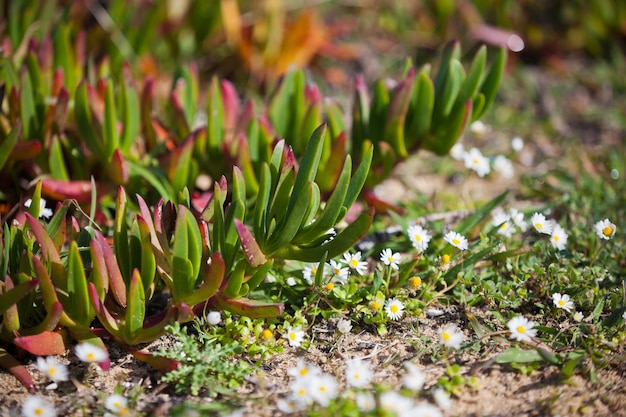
221,79,240,135
141,78,157,150
51,67,64,96
9,140,41,160
385,67,415,160
0,349,34,392
89,238,109,300
209,293,284,318
362,190,405,215
316,132,347,192
22,301,63,335
128,348,179,374
41,179,93,203
234,99,254,140
170,88,190,140
0,277,39,312
234,220,266,268
2,275,20,332
95,230,127,307
52,87,70,134
32,255,77,328
108,149,129,185
25,213,64,276
88,283,121,337
185,252,225,306
135,303,194,345
14,331,66,355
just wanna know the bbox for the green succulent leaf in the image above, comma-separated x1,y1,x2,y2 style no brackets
475,47,506,121
125,269,146,344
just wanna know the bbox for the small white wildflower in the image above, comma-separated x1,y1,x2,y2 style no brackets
35,356,69,383
290,376,314,406
384,298,405,320
206,311,221,325
355,392,376,411
380,248,401,270
622,310,626,321
463,147,491,177
24,198,53,220
379,391,414,414
594,218,616,240
328,259,349,284
530,212,554,235
75,343,108,363
276,396,306,413
507,316,537,343
407,224,432,253
509,208,527,231
345,357,373,388
401,402,443,417
402,362,426,391
302,263,322,284
342,251,368,275
309,373,339,407
285,277,297,286
552,293,574,313
432,388,452,410
470,120,488,135
450,143,465,160
511,136,524,152
426,308,445,317
573,311,584,322
283,326,305,348
288,358,321,379
439,324,464,350
104,394,129,414
22,395,56,417
444,231,469,250
336,318,353,334
492,210,515,238
493,155,514,179
550,224,568,251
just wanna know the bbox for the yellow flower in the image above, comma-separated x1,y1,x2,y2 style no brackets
408,276,422,289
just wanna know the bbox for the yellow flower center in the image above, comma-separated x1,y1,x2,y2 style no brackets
558,300,565,306
370,301,381,311
553,235,559,242
325,283,334,291
603,226,613,236
415,234,422,242
443,332,451,342
87,353,95,361
49,367,56,375
262,329,273,340
390,304,399,313
473,158,479,165
349,259,359,267
298,388,306,396
452,238,460,245
334,267,341,275
289,332,297,341
35,408,43,416
535,223,542,229
517,326,526,334
387,256,394,263
300,368,308,376
409,276,422,289
311,267,317,274
320,386,326,393
442,254,451,264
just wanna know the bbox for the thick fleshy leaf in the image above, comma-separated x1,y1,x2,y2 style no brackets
385,67,415,159
0,276,38,313
209,293,284,318
95,231,127,307
0,349,34,391
129,348,180,373
0,123,19,170
125,269,146,344
14,331,66,356
41,178,93,203
235,220,266,268
185,252,225,306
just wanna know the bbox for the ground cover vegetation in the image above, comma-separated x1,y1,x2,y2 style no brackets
1,1,625,416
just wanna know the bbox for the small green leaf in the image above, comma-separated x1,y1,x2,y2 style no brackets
475,47,506,120
125,269,146,344
67,241,92,325
494,348,544,364
103,79,119,163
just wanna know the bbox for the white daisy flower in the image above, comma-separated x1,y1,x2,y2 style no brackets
342,251,368,275
450,142,465,160
507,316,537,343
492,210,514,238
493,155,514,179
288,358,321,379
552,293,574,312
439,324,464,349
22,395,56,417
530,212,554,235
75,343,108,363
573,311,584,322
402,362,426,391
355,392,376,411
379,391,414,414
509,208,527,231
345,357,373,388
384,298,405,320
550,224,568,250
290,376,314,406
104,394,128,414
309,373,338,407
402,402,442,417
328,259,349,284
380,248,401,270
463,147,491,177
35,356,69,383
283,326,305,348
432,388,452,410
407,224,432,253
302,263,322,284
444,231,469,250
276,396,306,413
470,120,488,135
594,218,616,240
24,198,54,220
336,318,353,334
